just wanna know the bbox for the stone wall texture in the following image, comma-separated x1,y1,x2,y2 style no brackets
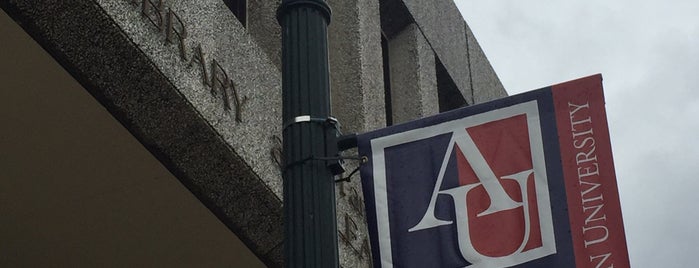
1,0,507,266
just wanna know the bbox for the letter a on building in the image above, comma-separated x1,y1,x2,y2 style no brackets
358,74,630,268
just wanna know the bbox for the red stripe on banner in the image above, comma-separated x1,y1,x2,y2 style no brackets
552,74,630,268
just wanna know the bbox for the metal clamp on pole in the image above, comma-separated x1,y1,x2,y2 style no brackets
324,117,345,176
283,115,334,130
280,116,360,177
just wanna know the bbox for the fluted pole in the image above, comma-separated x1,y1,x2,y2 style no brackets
277,1,339,267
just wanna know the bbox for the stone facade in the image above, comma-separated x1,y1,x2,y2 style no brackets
0,0,506,267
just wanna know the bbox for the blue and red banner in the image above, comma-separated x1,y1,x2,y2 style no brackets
358,75,629,267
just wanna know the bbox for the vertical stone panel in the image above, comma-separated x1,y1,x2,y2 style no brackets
328,0,386,134
327,1,384,267
388,23,439,124
398,0,472,101
465,22,507,103
247,0,282,69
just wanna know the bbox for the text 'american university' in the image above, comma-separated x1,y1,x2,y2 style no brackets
568,101,613,268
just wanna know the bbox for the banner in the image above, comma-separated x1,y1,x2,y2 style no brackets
358,74,629,267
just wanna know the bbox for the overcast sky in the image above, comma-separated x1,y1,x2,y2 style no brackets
455,0,699,266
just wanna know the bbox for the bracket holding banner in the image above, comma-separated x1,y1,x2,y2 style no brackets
331,129,363,181
280,115,363,178
337,133,358,151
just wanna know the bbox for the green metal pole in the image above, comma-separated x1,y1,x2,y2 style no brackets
277,1,339,267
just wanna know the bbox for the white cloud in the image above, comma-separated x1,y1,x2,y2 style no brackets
456,0,699,266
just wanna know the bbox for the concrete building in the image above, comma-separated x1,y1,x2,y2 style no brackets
0,0,506,267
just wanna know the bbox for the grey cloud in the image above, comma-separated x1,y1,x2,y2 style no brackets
456,0,699,267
